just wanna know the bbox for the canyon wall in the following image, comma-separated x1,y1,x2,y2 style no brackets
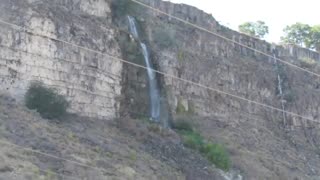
1,0,320,179
126,0,320,179
0,0,122,119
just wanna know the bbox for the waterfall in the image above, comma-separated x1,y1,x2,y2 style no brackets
127,16,161,122
273,53,287,126
127,16,139,39
140,43,161,120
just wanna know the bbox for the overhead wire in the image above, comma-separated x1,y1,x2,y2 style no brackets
130,0,320,78
12,167,79,180
0,2,318,178
0,139,116,177
0,18,319,124
1,37,319,100
2,10,319,95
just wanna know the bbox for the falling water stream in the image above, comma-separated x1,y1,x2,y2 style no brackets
127,16,161,121
273,52,287,126
127,16,244,178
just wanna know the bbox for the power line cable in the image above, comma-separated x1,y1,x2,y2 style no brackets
0,18,318,124
0,139,116,177
2,37,319,95
130,0,320,78
12,167,79,180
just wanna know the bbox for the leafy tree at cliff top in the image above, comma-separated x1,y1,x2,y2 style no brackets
238,21,269,38
307,25,320,52
281,23,320,52
281,23,311,46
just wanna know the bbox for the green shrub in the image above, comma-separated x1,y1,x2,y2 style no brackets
153,27,176,49
148,123,161,133
177,50,185,62
111,0,141,18
300,57,317,68
283,91,295,103
182,131,204,150
201,143,230,171
118,34,144,65
176,100,186,114
175,121,231,171
172,120,193,132
129,150,137,161
112,0,131,17
188,101,196,114
25,82,69,119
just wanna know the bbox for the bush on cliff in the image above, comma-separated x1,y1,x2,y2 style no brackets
201,143,230,171
300,57,317,69
172,119,193,132
25,82,69,120
174,118,231,171
111,0,140,18
153,26,176,49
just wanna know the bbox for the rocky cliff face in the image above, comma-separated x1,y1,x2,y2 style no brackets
0,0,122,119
121,0,320,179
2,0,320,179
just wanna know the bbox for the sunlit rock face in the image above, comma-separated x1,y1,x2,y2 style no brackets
124,0,320,179
1,0,320,179
0,0,122,119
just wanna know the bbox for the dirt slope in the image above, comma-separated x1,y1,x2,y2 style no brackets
0,94,232,180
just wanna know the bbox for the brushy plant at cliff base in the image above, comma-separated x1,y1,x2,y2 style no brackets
182,131,204,150
25,82,69,120
182,131,230,171
201,143,231,171
174,119,231,171
176,100,187,114
172,120,193,132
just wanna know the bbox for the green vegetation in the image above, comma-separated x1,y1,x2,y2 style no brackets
201,143,230,171
148,123,162,134
44,170,56,180
172,119,193,132
25,82,69,120
281,23,311,46
176,100,196,115
118,34,144,64
182,131,204,150
300,57,317,69
283,91,295,103
111,0,140,18
176,100,187,114
177,50,185,62
173,119,230,171
187,101,195,114
129,150,137,161
281,23,320,52
153,26,176,49
238,21,269,38
308,25,320,51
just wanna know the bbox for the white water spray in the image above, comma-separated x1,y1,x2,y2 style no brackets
127,16,161,121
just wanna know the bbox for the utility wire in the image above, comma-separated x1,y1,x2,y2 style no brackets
0,139,116,177
5,5,320,93
0,6,316,177
12,167,79,180
0,18,318,124
130,0,320,78
0,27,320,96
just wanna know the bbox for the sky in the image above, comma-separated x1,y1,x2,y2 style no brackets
165,0,319,43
